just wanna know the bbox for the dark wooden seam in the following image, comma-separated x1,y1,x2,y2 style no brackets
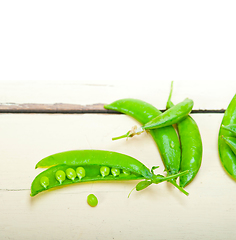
0,103,225,114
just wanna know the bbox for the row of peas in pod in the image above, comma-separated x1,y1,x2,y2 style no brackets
31,82,203,203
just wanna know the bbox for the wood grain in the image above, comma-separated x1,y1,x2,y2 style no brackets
0,103,225,113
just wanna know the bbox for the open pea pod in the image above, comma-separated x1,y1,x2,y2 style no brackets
35,150,152,178
31,150,189,196
31,164,147,196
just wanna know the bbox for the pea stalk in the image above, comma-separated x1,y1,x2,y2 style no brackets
128,170,189,197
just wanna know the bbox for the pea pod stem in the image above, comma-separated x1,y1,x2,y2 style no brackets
151,170,189,184
112,126,144,141
128,170,189,197
168,180,189,196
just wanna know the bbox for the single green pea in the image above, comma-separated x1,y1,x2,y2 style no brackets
55,170,66,184
40,176,49,189
87,194,98,207
76,167,86,180
122,169,130,175
100,166,110,177
111,168,120,177
66,168,76,181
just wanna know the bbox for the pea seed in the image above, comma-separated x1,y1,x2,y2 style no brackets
100,166,110,177
111,168,120,177
87,194,98,207
66,168,76,181
40,176,49,189
76,167,86,180
55,170,66,184
122,169,131,175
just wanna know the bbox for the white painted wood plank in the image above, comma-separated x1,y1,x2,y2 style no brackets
0,113,235,240
0,80,235,110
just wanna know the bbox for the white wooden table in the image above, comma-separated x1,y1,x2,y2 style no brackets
0,80,236,240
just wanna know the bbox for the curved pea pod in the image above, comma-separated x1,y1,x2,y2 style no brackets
218,94,236,178
166,82,203,187
110,98,194,140
143,98,194,130
31,150,189,196
104,98,181,175
35,150,152,179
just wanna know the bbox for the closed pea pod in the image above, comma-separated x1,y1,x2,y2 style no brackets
104,98,187,194
218,94,236,178
31,150,188,196
110,98,193,140
166,82,203,187
104,99,181,176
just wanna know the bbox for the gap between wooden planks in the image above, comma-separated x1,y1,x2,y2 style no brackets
0,103,225,114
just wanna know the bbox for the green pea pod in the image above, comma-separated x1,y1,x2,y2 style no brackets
221,136,236,156
143,98,194,130
166,82,203,187
36,150,152,179
110,98,193,140
31,150,189,196
218,94,236,178
221,124,236,136
104,99,181,175
31,164,146,196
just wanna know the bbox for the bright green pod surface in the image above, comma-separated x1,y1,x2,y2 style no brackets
104,98,181,175
222,136,236,156
177,116,202,187
222,124,236,136
218,94,236,178
31,164,148,196
143,98,193,130
35,150,153,179
167,99,202,187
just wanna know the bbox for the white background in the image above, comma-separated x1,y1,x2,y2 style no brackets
0,0,236,84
